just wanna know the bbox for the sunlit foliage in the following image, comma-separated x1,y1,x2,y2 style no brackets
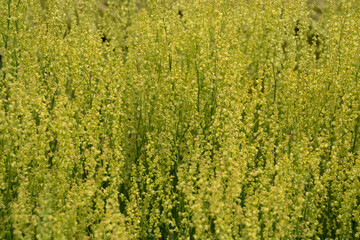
1,0,360,239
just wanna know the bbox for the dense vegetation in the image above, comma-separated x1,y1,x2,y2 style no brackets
1,0,360,239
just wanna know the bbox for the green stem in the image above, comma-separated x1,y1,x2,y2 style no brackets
351,116,360,154
272,61,277,103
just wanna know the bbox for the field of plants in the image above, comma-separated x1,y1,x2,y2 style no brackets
1,0,360,239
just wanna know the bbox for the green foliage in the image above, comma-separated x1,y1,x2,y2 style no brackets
1,0,360,239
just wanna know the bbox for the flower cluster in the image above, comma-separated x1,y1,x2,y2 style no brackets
1,0,360,239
